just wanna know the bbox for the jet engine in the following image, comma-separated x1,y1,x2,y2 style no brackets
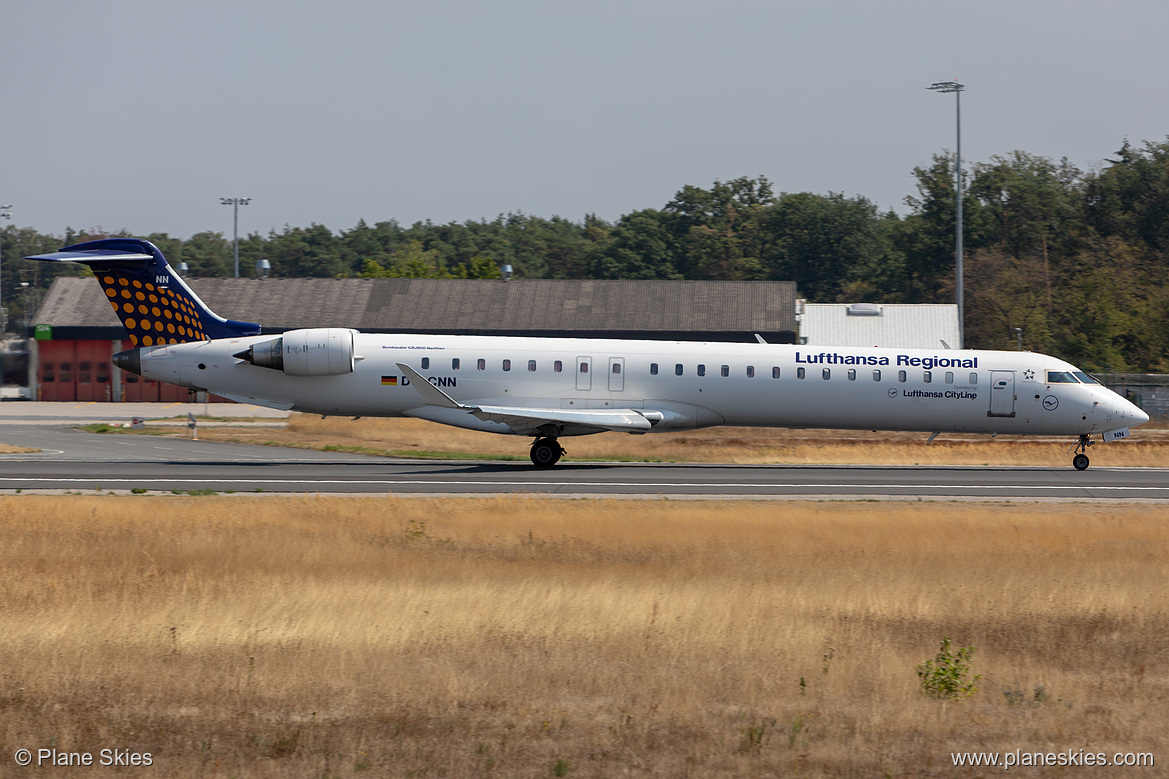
234,328,358,376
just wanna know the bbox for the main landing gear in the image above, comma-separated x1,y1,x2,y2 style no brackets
530,437,565,468
1071,434,1093,471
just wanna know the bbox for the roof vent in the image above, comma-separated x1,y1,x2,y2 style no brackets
846,303,882,316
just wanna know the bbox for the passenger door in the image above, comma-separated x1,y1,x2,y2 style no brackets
988,371,1016,417
608,357,625,392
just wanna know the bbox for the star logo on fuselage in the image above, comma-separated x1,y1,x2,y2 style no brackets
1023,370,1035,380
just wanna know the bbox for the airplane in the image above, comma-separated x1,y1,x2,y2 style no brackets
29,238,1150,470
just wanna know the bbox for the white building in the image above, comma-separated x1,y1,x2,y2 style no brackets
797,303,961,349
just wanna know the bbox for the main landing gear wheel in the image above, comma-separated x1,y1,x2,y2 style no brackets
1071,433,1092,471
530,437,565,468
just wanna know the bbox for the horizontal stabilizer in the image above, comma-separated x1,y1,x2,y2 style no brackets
26,247,153,263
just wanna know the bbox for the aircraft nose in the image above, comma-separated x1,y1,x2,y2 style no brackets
1131,404,1150,427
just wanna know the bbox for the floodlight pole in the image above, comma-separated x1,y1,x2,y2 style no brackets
219,197,252,278
0,204,12,333
928,80,965,348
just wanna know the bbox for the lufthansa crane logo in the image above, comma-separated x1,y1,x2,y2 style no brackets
1042,395,1059,411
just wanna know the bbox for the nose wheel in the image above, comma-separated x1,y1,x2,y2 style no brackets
530,437,565,468
1070,434,1092,470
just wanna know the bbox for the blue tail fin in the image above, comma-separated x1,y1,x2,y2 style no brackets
27,238,260,347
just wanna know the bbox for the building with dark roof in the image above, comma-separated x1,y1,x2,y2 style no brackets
30,276,799,401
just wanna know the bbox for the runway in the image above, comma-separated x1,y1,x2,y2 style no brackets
1,422,1166,500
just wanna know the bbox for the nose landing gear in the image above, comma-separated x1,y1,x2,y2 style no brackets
530,437,565,468
1070,434,1093,470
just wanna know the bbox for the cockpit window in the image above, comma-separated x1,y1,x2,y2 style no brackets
1046,371,1080,383
1072,371,1100,384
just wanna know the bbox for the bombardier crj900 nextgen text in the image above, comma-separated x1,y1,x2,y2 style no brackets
30,239,1150,470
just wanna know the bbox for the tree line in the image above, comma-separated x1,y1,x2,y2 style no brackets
2,137,1168,371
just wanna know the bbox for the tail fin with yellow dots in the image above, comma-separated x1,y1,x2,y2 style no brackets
27,238,260,347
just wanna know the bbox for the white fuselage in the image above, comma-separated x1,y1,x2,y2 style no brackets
133,332,1148,439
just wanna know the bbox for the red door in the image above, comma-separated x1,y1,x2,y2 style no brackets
75,341,113,401
37,341,73,401
38,341,115,402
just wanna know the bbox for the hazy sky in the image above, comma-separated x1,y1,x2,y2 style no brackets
3,0,1167,241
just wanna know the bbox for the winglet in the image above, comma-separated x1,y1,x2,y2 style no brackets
754,333,768,344
396,363,465,409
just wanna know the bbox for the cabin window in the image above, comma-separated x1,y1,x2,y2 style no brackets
847,369,856,381
612,362,622,374
1046,371,1078,383
898,370,907,383
477,358,486,371
872,370,881,382
822,368,831,380
945,371,954,384
923,370,931,383
969,372,978,385
675,364,684,376
697,364,706,377
772,366,781,379
797,367,806,379
650,363,658,375
502,359,511,372
720,365,729,378
580,362,589,373
421,357,430,370
528,360,537,372
746,365,755,378
452,358,460,370
554,360,563,373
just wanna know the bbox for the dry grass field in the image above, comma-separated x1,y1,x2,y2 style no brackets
174,413,1169,468
1,496,1166,777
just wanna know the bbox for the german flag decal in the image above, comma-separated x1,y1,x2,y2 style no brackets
381,375,398,386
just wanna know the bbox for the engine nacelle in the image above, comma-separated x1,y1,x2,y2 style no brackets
234,328,357,376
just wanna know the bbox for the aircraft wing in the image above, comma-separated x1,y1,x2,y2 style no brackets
467,405,656,434
396,362,661,434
